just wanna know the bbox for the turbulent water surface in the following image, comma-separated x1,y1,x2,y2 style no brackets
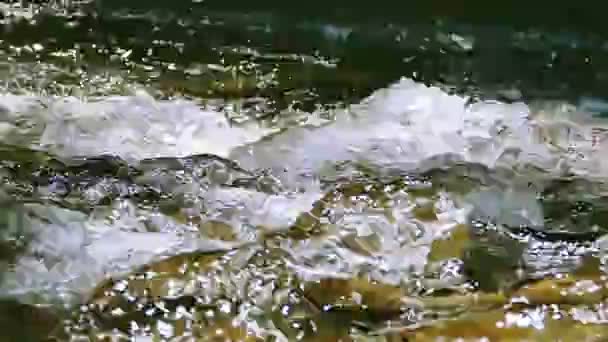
1,1,608,341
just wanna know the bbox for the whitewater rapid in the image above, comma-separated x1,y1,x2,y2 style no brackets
0,77,606,306
0,77,605,180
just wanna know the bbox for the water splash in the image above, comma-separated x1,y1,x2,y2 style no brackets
0,77,606,314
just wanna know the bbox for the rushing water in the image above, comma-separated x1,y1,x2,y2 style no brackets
1,1,608,341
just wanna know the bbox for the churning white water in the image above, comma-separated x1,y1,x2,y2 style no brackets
0,77,606,306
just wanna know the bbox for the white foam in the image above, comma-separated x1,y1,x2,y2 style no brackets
0,78,607,306
0,90,277,161
0,78,604,181
0,202,242,306
231,78,608,189
0,187,319,305
203,186,322,231
285,190,465,285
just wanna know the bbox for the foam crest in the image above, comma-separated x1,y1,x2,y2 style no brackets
231,78,608,189
0,90,277,161
0,78,603,183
